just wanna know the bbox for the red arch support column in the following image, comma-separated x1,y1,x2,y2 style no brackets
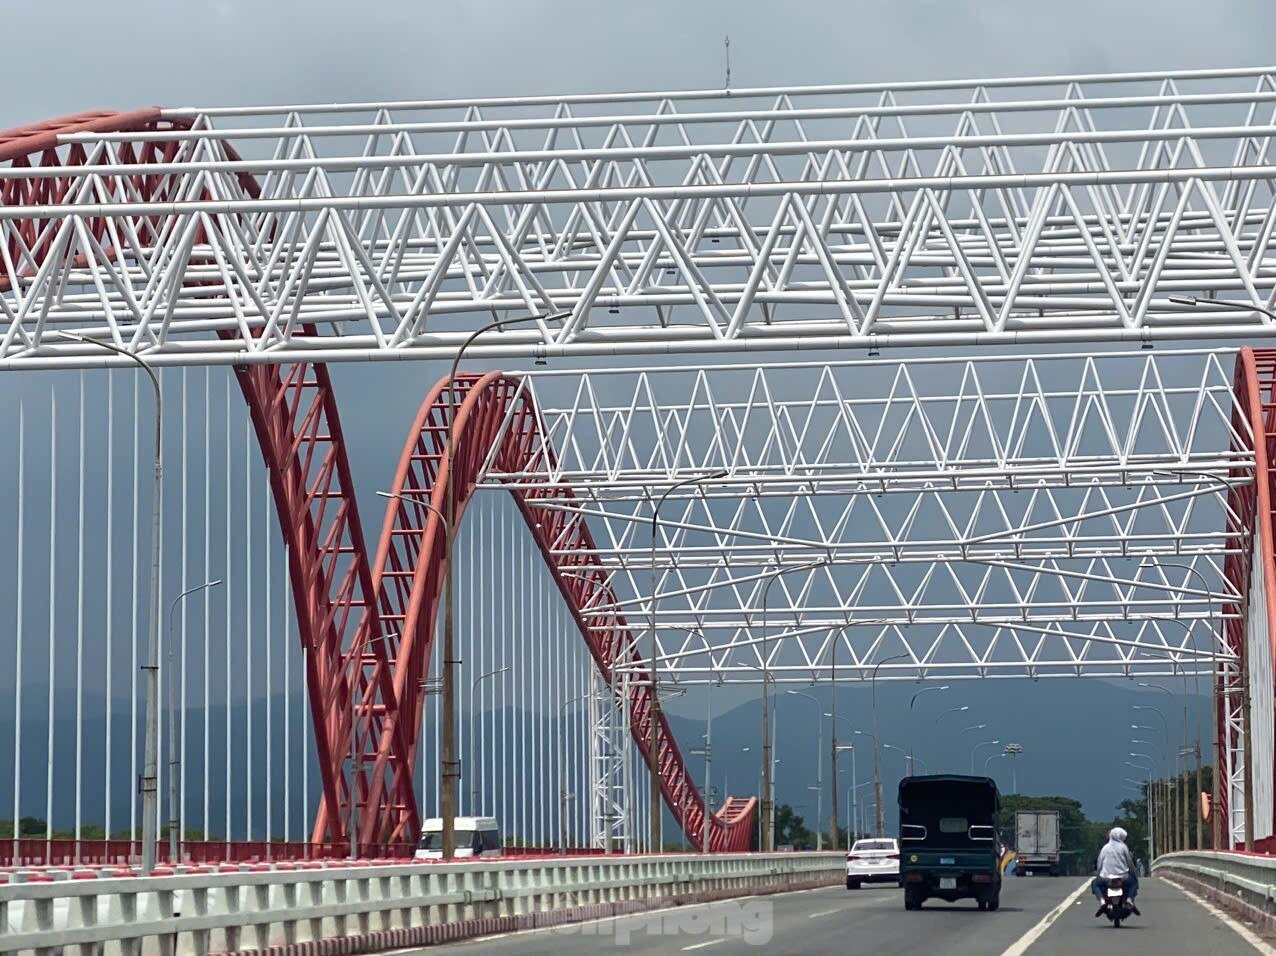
1225,348,1276,849
368,371,756,851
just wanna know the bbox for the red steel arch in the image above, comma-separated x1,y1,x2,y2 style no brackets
366,371,756,850
1224,348,1276,848
1,110,753,851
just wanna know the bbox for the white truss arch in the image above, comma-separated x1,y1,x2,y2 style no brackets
9,66,1276,367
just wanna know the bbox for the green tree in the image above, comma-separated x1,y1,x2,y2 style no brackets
773,804,816,849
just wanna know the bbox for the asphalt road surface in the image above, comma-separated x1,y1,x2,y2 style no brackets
402,874,1274,956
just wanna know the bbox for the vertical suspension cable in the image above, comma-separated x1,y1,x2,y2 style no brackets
129,374,140,844
534,535,543,846
224,377,233,842
265,466,273,848
203,369,212,839
244,416,253,842
12,397,24,858
533,536,543,842
104,375,114,844
156,371,165,854
75,374,85,858
284,554,292,843
45,384,56,845
180,369,189,849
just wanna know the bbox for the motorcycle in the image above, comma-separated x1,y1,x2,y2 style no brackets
1101,876,1134,928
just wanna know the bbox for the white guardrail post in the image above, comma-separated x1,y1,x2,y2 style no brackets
0,852,844,954
1153,850,1276,924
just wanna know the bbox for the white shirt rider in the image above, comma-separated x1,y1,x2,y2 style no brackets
1096,828,1137,879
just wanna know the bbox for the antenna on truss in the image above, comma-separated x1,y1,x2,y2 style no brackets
725,35,731,92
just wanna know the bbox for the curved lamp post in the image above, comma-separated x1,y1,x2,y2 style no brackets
758,558,827,850
166,578,221,861
59,330,164,873
648,470,727,852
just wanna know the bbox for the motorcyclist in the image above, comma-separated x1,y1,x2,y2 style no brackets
1091,826,1141,917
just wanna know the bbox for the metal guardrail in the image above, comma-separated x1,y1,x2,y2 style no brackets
1153,850,1276,919
0,851,844,954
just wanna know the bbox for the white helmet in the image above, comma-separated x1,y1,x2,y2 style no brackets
1110,827,1128,843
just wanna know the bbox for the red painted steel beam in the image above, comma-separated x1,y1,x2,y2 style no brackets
368,371,756,850
1226,348,1276,849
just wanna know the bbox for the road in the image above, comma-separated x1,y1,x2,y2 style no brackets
403,874,1272,955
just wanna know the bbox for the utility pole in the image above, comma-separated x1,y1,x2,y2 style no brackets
870,654,908,836
829,636,840,850
649,472,725,853
759,559,826,851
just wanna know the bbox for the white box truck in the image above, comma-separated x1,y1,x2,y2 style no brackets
1014,810,1061,876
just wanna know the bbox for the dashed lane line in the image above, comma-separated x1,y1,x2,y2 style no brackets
998,879,1091,956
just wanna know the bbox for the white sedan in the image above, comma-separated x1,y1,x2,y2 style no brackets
846,838,902,889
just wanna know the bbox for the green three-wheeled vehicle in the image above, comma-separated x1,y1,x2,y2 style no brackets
898,774,1003,911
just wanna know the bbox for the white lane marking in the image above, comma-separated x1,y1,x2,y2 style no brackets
807,906,847,918
1167,876,1276,955
998,879,1091,956
682,940,728,952
383,884,839,951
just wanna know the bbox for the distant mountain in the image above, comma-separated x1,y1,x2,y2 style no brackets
663,676,1211,835
0,677,1209,843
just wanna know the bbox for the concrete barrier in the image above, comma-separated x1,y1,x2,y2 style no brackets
1152,850,1276,929
0,852,844,954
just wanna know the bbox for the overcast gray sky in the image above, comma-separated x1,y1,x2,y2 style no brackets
4,0,1276,125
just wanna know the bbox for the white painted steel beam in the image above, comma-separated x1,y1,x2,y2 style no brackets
7,66,1276,366
478,350,1247,685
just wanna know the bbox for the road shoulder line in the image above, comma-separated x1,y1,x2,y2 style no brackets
998,879,1090,956
1165,875,1276,955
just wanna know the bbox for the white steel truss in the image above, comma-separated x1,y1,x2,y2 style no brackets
480,349,1247,685
588,670,632,851
10,66,1276,368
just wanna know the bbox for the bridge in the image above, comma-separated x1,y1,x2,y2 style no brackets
3,63,1276,952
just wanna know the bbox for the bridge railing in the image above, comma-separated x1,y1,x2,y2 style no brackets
1153,850,1276,926
0,851,843,953
0,840,616,869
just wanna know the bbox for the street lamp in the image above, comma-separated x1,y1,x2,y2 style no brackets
1168,295,1276,323
1003,743,1024,794
1134,701,1173,852
439,311,570,860
559,693,587,848
870,653,909,835
786,690,824,849
759,558,827,850
59,330,164,874
468,666,510,815
1138,522,1233,848
1126,756,1156,860
166,578,222,862
648,470,727,852
827,713,857,846
935,705,969,724
909,685,949,710
970,739,1001,775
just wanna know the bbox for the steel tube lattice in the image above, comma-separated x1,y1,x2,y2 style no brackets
484,349,1247,686
7,66,1276,368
